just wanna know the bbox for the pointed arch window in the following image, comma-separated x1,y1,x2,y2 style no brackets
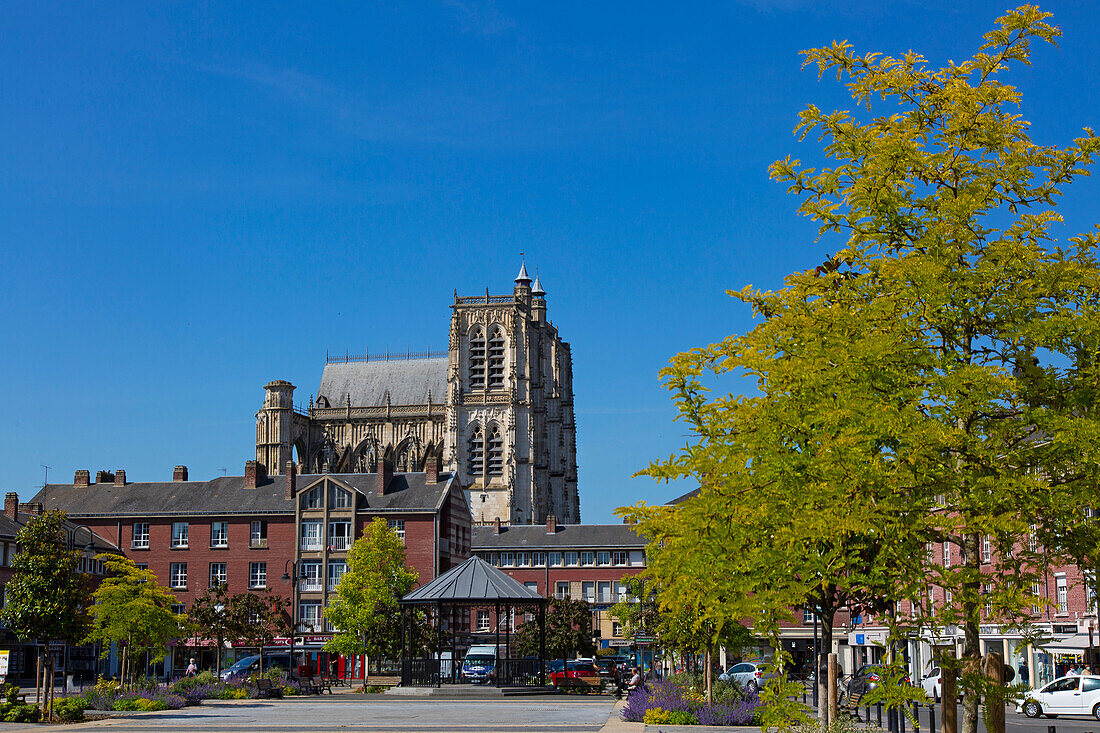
488,328,506,390
469,328,486,389
467,425,484,477
487,426,504,477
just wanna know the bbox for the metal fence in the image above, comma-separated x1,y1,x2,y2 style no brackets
401,658,442,687
496,658,546,687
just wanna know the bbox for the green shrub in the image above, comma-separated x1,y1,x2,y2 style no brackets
135,698,168,711
113,699,140,711
3,703,39,723
1,683,20,706
282,685,297,696
643,707,672,725
668,709,698,725
54,696,87,722
217,687,248,700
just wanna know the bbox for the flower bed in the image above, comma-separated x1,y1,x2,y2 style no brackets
621,679,762,726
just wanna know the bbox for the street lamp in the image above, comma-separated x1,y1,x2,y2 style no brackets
281,560,298,679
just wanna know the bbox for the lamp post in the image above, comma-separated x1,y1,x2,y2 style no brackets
281,560,298,679
66,525,98,688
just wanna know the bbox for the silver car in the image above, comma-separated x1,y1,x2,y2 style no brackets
718,661,771,691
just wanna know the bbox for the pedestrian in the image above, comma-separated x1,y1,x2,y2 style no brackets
186,658,198,677
1018,661,1028,685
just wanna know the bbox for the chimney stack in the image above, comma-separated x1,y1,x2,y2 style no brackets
4,493,17,521
546,513,558,534
95,470,113,484
244,461,262,489
114,470,126,487
377,457,393,496
173,465,188,482
284,461,296,500
425,453,440,483
74,470,90,488
494,517,502,535
18,502,42,516
622,516,635,525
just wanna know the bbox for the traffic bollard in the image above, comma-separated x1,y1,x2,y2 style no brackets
929,703,936,733
877,701,883,727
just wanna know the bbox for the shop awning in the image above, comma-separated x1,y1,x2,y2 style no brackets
1044,633,1093,650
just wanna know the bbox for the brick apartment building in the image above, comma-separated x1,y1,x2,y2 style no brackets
471,516,647,650
31,460,471,678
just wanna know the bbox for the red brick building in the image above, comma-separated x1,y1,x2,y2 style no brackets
471,517,646,650
31,460,471,678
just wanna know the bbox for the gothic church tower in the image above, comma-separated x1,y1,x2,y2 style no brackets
446,265,579,525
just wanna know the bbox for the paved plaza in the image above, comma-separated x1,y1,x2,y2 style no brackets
0,697,622,733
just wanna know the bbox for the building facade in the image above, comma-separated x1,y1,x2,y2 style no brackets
472,517,646,649
31,461,471,677
255,266,579,526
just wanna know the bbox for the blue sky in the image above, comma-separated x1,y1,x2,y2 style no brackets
2,1,1099,523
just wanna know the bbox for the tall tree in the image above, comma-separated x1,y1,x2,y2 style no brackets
636,7,1100,732
324,517,418,660
189,583,242,676
1,510,90,719
85,553,186,687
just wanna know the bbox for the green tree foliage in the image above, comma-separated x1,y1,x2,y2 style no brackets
513,597,595,660
85,553,186,685
1,510,89,646
324,517,418,659
188,583,239,676
1,510,90,720
632,7,1100,732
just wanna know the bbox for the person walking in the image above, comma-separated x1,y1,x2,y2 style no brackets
186,658,198,677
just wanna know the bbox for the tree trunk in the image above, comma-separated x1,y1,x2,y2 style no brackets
961,531,982,733
705,646,713,704
818,602,835,727
120,645,128,690
35,651,43,718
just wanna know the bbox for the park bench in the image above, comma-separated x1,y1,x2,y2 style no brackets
840,690,864,719
253,678,283,699
298,675,331,695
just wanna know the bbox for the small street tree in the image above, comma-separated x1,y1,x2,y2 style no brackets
85,553,186,687
235,589,289,674
1,510,89,719
514,597,595,661
324,517,418,661
189,583,244,676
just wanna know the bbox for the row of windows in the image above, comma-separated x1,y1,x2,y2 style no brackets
133,521,268,550
167,561,270,590
477,550,632,568
300,486,354,510
468,327,506,390
297,560,349,592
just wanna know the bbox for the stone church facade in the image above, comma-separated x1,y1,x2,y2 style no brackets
254,266,579,525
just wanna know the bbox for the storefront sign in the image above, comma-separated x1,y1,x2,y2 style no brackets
0,650,9,680
608,640,632,647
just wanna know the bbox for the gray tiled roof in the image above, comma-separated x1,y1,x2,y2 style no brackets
472,524,645,550
30,472,456,518
318,357,448,407
401,556,544,604
667,488,700,504
0,511,116,550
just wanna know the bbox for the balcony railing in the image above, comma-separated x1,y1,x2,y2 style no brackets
300,581,323,593
250,538,268,549
329,537,352,551
300,541,322,551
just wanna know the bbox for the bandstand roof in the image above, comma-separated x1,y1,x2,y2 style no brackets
400,556,545,605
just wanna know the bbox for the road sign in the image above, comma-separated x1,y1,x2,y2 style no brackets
634,636,657,643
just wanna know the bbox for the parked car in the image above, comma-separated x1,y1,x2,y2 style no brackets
1019,675,1100,719
220,653,292,681
594,657,622,682
718,662,772,691
847,664,912,697
549,660,602,691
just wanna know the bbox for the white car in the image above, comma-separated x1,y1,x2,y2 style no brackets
1019,675,1100,720
718,662,771,691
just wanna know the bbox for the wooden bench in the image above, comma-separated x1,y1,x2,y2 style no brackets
840,690,864,719
253,678,284,699
298,676,331,695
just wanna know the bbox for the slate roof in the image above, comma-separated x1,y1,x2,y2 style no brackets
472,524,645,550
318,357,448,408
30,472,457,518
667,488,700,505
0,510,116,550
401,556,545,604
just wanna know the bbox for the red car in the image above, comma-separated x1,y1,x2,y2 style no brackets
549,660,602,690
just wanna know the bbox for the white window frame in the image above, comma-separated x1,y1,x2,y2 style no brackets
982,536,991,563
300,561,323,592
328,521,352,551
298,601,322,632
612,550,627,566
209,562,227,587
169,562,187,589
328,560,348,591
597,581,613,603
249,562,267,589
387,519,405,544
300,520,322,551
556,581,570,600
942,541,951,567
564,551,579,567
250,520,268,548
596,551,611,566
476,609,491,631
500,552,514,567
330,487,353,509
582,581,595,603
210,521,228,549
171,522,189,549
132,522,149,549
1056,575,1068,614
549,551,563,567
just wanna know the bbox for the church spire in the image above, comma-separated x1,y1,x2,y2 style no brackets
532,275,545,297
515,262,532,285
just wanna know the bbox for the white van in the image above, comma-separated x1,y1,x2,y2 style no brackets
461,645,498,684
